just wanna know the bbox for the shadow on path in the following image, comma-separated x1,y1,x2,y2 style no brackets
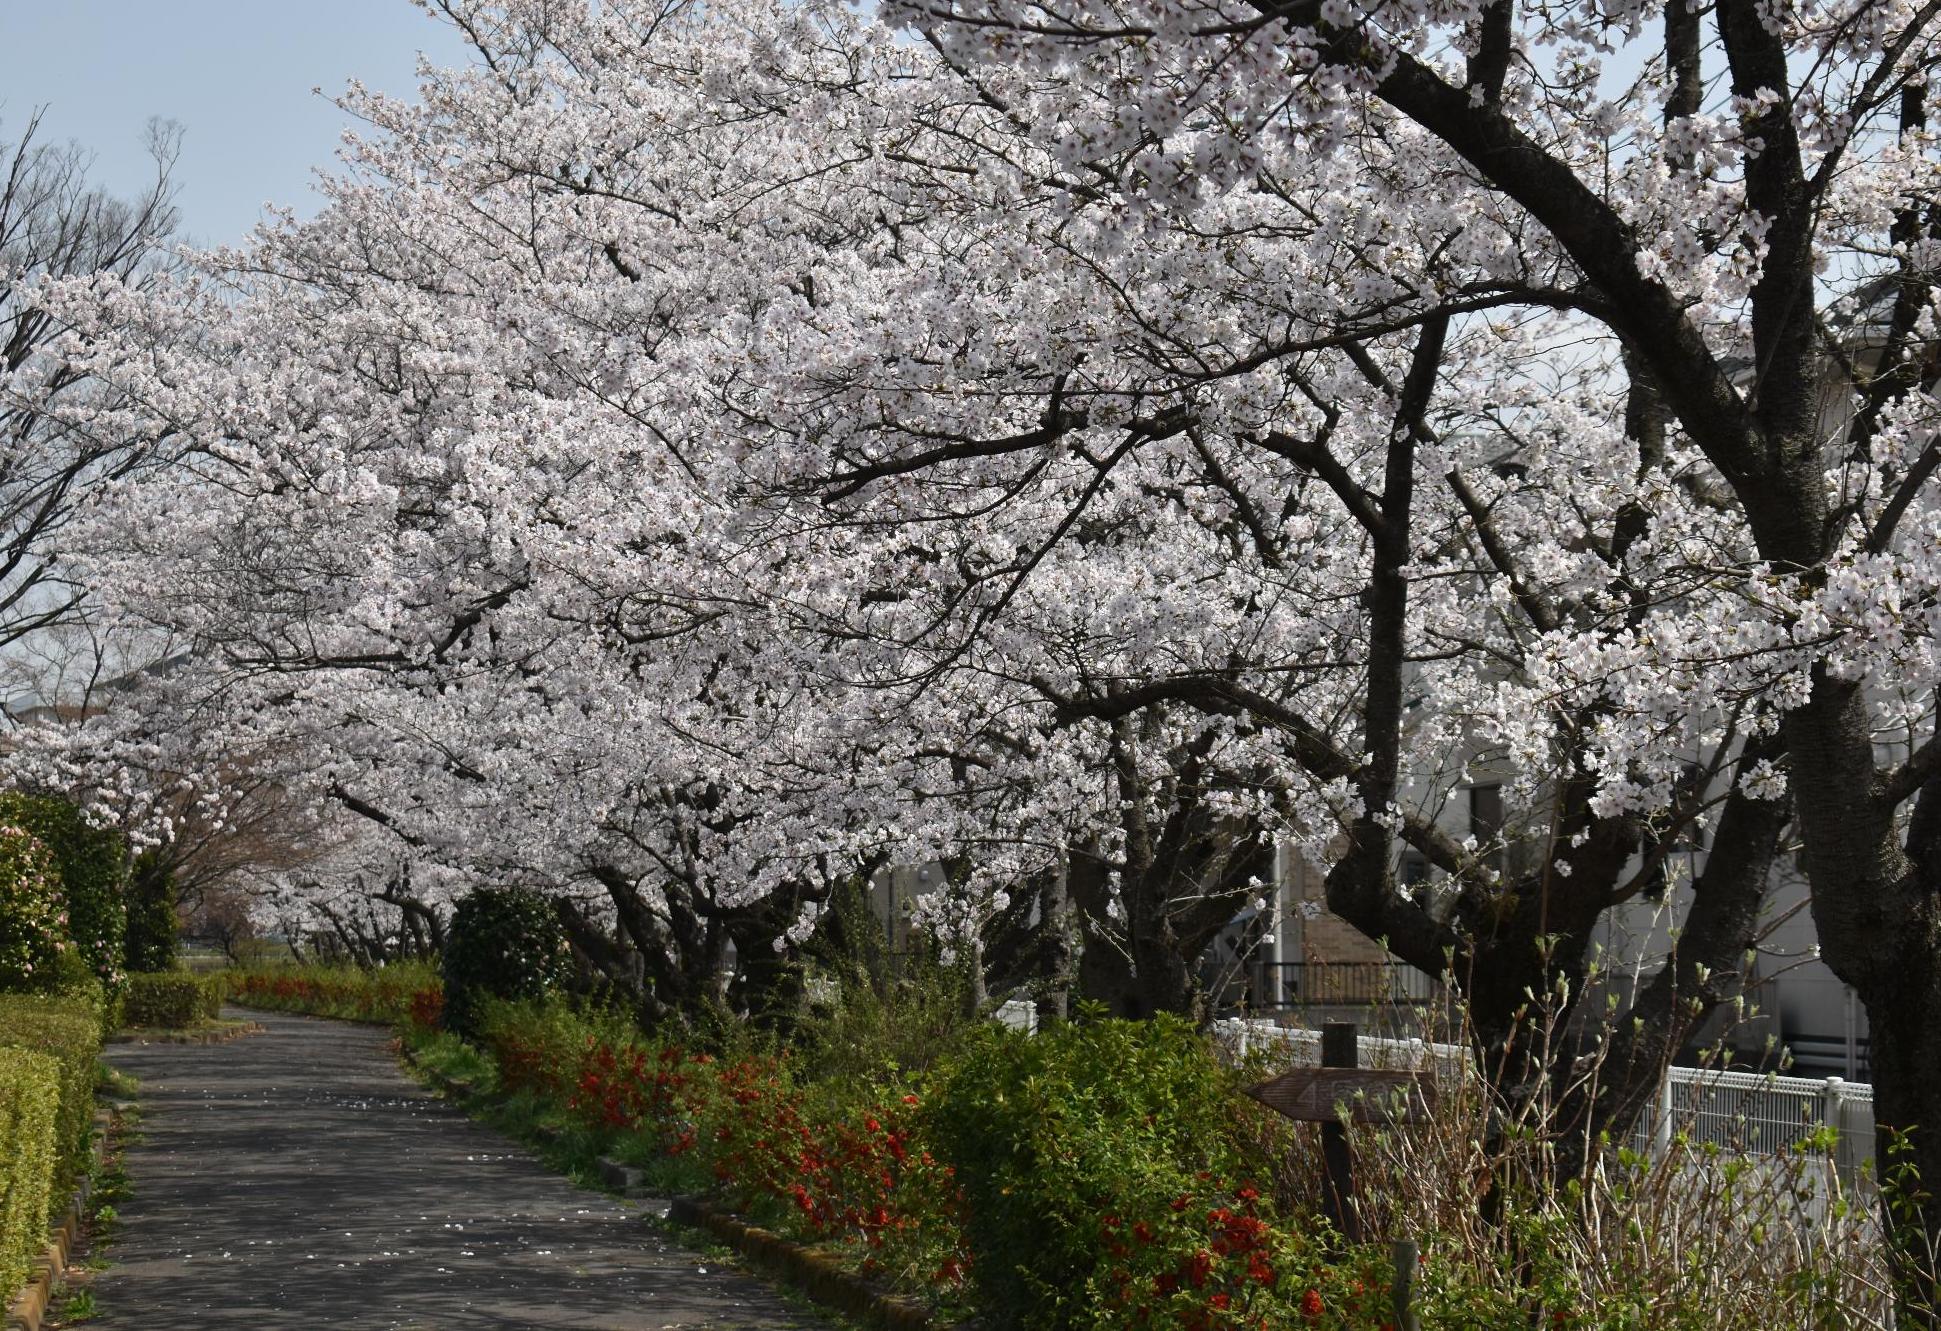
89,1008,824,1329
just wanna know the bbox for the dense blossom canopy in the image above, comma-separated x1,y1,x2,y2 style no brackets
10,0,1936,1164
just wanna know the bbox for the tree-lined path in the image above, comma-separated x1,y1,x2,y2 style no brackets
87,1011,820,1329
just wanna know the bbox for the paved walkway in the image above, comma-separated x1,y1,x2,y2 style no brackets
89,1009,822,1330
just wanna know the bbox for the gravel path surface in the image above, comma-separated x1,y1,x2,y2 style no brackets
89,1008,822,1329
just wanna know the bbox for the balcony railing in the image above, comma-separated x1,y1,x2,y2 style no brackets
1242,960,1441,1011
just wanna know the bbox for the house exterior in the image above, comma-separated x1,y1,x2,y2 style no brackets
1229,786,1870,1078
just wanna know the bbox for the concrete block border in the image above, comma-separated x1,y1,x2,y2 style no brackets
106,1020,264,1047
665,1195,936,1331
226,1003,392,1029
4,1109,114,1331
403,1045,947,1331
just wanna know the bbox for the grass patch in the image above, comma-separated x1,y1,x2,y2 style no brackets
404,1029,496,1091
94,1064,138,1102
51,1287,97,1323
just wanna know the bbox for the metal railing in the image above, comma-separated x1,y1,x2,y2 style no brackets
1214,1017,1472,1080
1631,1069,1875,1175
1243,961,1442,1010
1216,1017,1877,1181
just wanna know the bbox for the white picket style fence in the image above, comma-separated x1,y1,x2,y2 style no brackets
1213,1017,1877,1180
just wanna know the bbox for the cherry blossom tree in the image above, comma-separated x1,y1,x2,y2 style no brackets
0,113,179,694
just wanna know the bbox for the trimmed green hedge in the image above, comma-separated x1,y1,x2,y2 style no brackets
122,971,219,1028
0,992,101,1306
0,994,103,1185
0,1043,60,1302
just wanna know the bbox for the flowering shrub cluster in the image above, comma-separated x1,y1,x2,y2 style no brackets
484,1004,1412,1329
0,794,125,989
1094,1182,1409,1331
226,962,442,1030
480,1001,972,1289
0,823,66,992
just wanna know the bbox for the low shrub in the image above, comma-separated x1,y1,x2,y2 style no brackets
441,887,569,1039
0,1043,60,1304
224,962,442,1030
121,971,217,1028
478,998,973,1293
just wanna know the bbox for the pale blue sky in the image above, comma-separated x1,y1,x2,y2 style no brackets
0,1,473,248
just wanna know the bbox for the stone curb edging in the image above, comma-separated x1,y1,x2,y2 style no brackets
106,1021,265,1047
665,1195,936,1331
403,1048,944,1331
4,1109,115,1331
225,1003,394,1029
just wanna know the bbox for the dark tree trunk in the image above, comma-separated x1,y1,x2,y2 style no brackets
1063,815,1267,1022
555,896,650,1015
725,891,812,1033
1076,927,1147,1018
1560,777,1787,1177
1040,858,1075,1024
1862,972,1941,1318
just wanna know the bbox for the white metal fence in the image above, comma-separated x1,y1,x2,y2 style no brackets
1213,1016,1470,1079
1214,1017,1877,1180
1635,1068,1876,1176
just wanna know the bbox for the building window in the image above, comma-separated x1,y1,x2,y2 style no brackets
1470,783,1504,875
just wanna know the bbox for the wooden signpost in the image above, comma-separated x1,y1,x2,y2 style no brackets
1244,1065,1437,1125
1242,1022,1431,1331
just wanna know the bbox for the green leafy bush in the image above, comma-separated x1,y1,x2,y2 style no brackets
123,852,177,974
121,971,216,1028
34,948,117,1030
0,822,67,992
0,795,126,987
0,1043,60,1303
930,1014,1342,1331
441,887,569,1039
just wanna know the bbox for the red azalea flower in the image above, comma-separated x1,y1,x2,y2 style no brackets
1185,1249,1214,1289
